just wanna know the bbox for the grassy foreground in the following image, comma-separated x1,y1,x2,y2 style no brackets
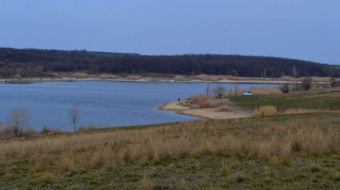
1,111,340,189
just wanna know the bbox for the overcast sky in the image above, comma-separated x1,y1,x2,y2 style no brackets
1,0,339,64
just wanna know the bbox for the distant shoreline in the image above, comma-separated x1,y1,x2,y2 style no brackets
0,75,326,84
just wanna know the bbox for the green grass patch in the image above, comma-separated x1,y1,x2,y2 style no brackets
230,90,340,111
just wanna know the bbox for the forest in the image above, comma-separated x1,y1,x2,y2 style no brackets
0,47,339,78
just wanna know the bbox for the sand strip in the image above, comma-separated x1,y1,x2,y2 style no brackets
158,101,252,120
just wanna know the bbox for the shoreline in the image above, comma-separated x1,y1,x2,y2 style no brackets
158,101,253,120
0,76,307,84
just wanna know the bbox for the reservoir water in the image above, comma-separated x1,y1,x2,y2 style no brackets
0,81,279,131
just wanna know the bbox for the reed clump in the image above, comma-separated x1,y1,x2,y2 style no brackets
195,74,219,82
254,106,277,117
174,75,187,82
187,95,233,109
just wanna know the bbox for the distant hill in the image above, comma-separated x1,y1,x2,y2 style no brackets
0,47,339,78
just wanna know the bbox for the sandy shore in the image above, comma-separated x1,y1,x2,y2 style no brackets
159,101,252,120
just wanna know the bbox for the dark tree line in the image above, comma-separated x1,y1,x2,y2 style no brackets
0,47,339,78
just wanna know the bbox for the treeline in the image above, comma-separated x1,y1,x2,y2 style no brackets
0,47,339,78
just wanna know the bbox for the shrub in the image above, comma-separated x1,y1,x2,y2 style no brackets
0,125,14,140
301,77,313,90
14,74,22,80
280,83,290,93
211,85,226,98
6,106,31,136
330,77,340,87
20,128,38,138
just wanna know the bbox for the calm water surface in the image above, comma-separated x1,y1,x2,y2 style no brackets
0,81,279,131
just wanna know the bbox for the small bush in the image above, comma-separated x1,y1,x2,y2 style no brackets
280,83,290,93
20,128,38,138
14,74,22,80
0,125,14,140
330,77,340,87
302,77,313,90
254,106,277,117
212,85,226,98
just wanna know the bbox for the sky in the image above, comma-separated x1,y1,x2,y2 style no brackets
0,0,339,64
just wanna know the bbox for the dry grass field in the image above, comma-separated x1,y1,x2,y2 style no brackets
2,87,340,189
1,112,340,189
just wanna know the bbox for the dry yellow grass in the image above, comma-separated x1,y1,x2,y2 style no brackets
73,73,88,78
174,75,187,82
139,175,154,190
188,95,233,109
253,106,277,117
1,113,339,173
126,75,142,80
281,76,296,82
99,74,118,79
195,74,219,82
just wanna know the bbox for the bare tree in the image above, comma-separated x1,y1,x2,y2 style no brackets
292,66,297,78
234,83,239,96
69,104,80,132
6,106,31,136
206,83,210,96
212,85,226,98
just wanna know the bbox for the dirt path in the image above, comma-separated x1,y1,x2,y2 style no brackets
158,101,252,119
